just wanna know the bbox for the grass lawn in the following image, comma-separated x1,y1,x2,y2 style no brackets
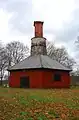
0,86,79,120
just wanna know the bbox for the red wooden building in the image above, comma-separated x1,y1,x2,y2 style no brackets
8,21,71,88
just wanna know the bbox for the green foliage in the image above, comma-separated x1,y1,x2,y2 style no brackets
19,96,29,105
3,84,9,88
27,118,33,120
69,117,79,120
16,118,23,120
48,110,59,118
20,111,30,116
36,113,48,120
70,86,79,89
28,95,47,102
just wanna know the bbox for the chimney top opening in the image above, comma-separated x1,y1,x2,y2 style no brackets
34,21,44,37
34,21,44,26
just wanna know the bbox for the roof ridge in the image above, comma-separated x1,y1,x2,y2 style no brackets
39,55,43,68
41,55,53,68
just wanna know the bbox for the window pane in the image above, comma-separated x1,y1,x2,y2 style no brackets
54,74,61,81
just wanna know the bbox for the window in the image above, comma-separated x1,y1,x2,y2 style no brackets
54,74,61,81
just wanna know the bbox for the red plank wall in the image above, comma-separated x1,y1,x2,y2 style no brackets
9,70,43,88
9,69,70,88
42,70,70,88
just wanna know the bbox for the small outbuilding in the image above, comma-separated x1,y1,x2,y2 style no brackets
8,21,71,88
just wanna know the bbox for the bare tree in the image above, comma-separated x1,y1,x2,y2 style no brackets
0,41,29,85
71,38,79,75
6,41,29,67
46,41,56,56
47,41,75,69
0,44,8,85
75,38,79,57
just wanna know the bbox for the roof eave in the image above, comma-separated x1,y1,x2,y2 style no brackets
7,67,72,72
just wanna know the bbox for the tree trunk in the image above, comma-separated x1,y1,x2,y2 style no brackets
0,69,3,85
0,77,2,85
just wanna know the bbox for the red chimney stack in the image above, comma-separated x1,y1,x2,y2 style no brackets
34,21,43,37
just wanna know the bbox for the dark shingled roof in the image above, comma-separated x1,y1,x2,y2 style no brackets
8,55,71,71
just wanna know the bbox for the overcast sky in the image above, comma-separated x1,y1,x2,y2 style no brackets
0,0,79,63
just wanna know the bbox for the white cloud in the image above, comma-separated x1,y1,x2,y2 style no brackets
32,0,75,29
0,10,8,36
32,0,78,58
0,0,79,63
0,9,12,42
